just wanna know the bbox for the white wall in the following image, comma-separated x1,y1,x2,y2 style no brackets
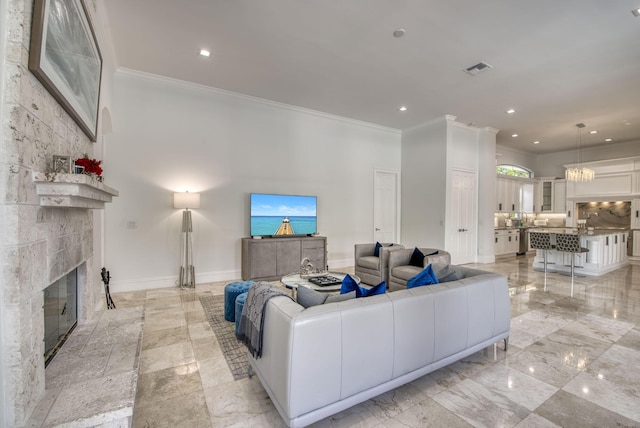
105,70,401,291
495,144,537,174
400,118,448,249
535,140,640,178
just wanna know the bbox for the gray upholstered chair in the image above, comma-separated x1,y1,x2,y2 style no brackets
387,248,451,291
354,243,404,286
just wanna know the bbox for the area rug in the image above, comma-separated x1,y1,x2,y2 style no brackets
199,293,249,380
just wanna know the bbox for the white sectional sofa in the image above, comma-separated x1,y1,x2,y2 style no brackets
248,266,511,427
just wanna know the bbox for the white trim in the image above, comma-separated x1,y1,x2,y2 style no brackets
116,67,401,135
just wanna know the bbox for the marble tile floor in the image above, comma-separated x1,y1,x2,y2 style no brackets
108,256,640,428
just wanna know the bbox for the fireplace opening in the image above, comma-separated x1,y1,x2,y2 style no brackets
44,268,78,367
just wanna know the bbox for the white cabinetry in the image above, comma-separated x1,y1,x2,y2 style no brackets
553,180,566,213
634,230,640,257
496,177,520,212
632,199,640,230
494,229,519,256
537,180,553,212
521,183,535,213
535,178,566,213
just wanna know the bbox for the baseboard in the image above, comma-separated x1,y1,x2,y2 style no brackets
110,269,242,293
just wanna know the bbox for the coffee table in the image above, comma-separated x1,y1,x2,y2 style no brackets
281,272,360,298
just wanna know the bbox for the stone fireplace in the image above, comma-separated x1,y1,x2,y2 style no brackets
0,1,116,425
44,266,79,367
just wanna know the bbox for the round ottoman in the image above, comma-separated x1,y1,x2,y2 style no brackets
223,281,253,322
235,291,248,335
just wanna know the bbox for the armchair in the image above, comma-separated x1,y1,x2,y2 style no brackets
388,248,451,291
354,243,404,286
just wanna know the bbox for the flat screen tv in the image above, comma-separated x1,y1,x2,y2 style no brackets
250,193,317,237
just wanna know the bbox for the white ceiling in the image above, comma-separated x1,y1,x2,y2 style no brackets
101,0,640,154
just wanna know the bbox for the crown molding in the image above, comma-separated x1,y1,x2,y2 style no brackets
116,68,401,135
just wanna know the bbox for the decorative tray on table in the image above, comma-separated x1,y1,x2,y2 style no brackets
308,275,342,287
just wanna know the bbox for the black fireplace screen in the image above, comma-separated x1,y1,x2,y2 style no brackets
44,268,78,366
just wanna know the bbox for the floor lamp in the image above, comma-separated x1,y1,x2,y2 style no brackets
174,191,200,288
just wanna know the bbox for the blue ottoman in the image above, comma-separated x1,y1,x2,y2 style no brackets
223,281,253,322
235,292,248,335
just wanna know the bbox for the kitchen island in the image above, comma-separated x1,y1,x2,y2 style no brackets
531,228,629,276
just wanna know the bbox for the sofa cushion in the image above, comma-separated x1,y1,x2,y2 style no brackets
432,262,464,283
374,242,382,257
297,285,329,307
297,286,356,308
357,256,380,270
356,281,386,297
341,275,386,298
409,247,425,267
340,274,360,294
407,264,439,288
391,265,422,281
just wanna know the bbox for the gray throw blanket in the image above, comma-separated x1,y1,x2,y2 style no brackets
236,281,292,358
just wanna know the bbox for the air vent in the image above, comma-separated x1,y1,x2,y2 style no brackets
464,61,493,76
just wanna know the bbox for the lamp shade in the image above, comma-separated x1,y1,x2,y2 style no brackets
173,192,201,209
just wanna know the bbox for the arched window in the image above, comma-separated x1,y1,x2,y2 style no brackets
496,164,532,178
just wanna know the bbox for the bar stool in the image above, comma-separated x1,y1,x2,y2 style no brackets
529,232,553,273
555,234,589,277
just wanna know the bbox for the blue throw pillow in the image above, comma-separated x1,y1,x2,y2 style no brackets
409,247,425,267
356,281,386,298
340,274,360,294
407,264,439,288
374,242,382,257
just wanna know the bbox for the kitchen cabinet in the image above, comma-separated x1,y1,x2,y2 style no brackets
494,229,519,256
633,230,640,257
496,177,520,212
632,199,640,230
521,183,535,213
535,178,566,213
538,180,553,212
553,180,566,213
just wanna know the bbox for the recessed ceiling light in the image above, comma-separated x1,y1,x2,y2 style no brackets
199,49,211,57
511,134,518,138
605,138,613,142
398,106,408,112
393,29,406,38
506,109,516,114
533,141,540,144
589,130,598,134
632,8,640,17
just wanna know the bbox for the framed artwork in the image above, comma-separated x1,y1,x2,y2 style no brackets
29,0,103,142
52,155,71,173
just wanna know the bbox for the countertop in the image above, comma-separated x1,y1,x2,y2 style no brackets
526,227,629,236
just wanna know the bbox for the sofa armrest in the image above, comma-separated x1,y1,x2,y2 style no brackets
418,248,451,268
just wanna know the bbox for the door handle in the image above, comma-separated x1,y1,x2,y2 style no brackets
458,228,468,232
375,228,381,231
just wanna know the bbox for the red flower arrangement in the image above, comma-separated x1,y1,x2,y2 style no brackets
75,156,103,176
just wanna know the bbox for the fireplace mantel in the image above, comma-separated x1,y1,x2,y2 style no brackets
33,172,119,209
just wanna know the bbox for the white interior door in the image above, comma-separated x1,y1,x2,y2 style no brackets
449,169,477,264
374,170,400,243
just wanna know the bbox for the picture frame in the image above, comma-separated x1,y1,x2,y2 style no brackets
29,0,103,142
52,155,72,173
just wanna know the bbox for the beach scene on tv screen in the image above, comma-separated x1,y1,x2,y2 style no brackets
251,194,317,236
